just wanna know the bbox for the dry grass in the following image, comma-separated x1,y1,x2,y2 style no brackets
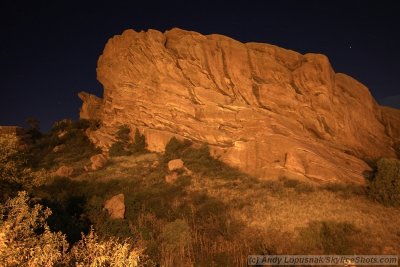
188,175,400,254
73,153,400,264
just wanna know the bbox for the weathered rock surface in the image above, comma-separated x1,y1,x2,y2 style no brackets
90,153,108,170
168,159,184,171
80,28,400,184
104,193,125,219
78,92,103,121
52,144,65,153
54,165,74,177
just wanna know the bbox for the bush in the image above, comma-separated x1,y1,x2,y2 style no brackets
0,134,21,184
0,191,69,266
0,191,150,266
109,141,130,157
367,158,400,206
109,126,148,157
128,129,147,154
164,137,192,162
70,226,149,267
25,119,101,169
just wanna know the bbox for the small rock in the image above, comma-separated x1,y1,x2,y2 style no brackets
104,193,125,219
165,172,179,184
54,165,74,177
52,144,65,153
57,131,68,139
90,154,108,170
168,159,184,171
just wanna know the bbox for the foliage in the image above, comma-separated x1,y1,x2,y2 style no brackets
130,129,147,154
70,226,149,267
0,134,21,184
25,117,42,141
164,137,192,162
322,183,366,198
0,191,150,267
297,221,360,254
109,141,130,157
25,119,100,169
109,126,147,157
51,118,98,133
367,158,400,206
0,134,48,190
0,191,69,266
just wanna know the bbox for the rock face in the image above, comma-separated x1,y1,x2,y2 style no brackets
80,28,400,184
54,165,74,177
104,193,125,219
90,154,108,171
78,92,102,121
168,159,185,171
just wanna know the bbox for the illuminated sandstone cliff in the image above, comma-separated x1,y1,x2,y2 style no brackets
80,28,400,184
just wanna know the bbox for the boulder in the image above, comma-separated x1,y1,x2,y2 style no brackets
104,193,125,219
52,144,65,153
168,159,184,171
90,153,108,170
54,165,74,177
79,28,400,184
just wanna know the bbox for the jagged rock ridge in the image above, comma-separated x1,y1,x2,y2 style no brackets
80,28,400,184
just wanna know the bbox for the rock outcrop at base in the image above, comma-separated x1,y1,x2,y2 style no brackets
79,28,400,184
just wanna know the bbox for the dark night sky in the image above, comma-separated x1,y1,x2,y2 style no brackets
1,0,399,131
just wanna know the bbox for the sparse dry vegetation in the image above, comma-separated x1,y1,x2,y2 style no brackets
1,128,400,266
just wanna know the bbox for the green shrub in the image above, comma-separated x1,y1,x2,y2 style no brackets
51,118,97,133
130,128,147,153
109,126,148,157
109,141,130,157
0,191,69,266
0,192,150,266
164,137,192,162
367,158,400,206
116,125,131,143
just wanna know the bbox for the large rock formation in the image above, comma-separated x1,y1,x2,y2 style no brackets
79,28,400,184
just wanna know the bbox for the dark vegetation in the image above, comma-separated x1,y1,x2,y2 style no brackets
109,125,147,157
163,137,245,180
2,121,400,265
367,158,400,206
25,119,100,170
297,221,361,254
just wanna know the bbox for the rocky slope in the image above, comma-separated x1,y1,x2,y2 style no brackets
79,28,400,184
